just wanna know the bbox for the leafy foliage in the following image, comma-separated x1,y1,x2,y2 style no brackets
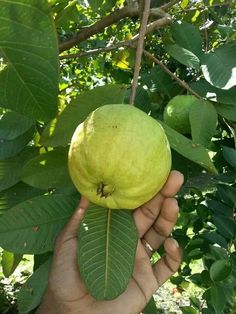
0,0,236,313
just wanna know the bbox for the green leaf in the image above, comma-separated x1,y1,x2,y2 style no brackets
210,259,232,282
88,0,104,11
33,252,52,271
216,184,236,207
0,0,59,121
213,215,236,239
0,147,38,192
143,296,159,314
171,21,203,57
201,232,227,249
206,200,233,217
0,194,78,254
21,148,73,189
190,80,236,106
78,205,138,300
0,182,42,214
222,146,236,169
190,296,201,310
0,126,35,159
160,121,218,174
1,250,23,277
210,285,227,314
141,66,181,98
180,0,189,9
200,44,236,90
180,306,198,314
166,44,200,69
40,84,127,147
18,256,52,314
209,245,228,261
0,111,34,140
55,0,78,30
189,100,218,147
187,248,203,260
125,86,151,113
214,102,236,122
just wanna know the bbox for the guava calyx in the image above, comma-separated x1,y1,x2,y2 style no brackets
97,183,115,198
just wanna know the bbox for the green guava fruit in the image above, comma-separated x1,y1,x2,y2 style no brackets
68,104,171,210
163,95,197,134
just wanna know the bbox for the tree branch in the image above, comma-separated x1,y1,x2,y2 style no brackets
59,6,138,52
130,0,151,105
59,0,179,53
142,49,202,99
160,0,180,11
60,17,172,60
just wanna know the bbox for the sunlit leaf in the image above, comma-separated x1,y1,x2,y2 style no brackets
166,44,200,69
40,85,127,147
201,44,236,90
1,250,23,277
21,148,73,189
171,21,203,56
0,0,59,120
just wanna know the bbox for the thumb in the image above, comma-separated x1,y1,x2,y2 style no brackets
57,197,89,243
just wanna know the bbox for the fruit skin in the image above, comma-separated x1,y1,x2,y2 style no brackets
163,95,197,134
68,104,171,210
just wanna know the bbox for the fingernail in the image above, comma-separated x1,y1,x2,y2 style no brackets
172,239,179,248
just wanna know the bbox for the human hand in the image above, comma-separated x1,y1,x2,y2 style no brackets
37,170,184,314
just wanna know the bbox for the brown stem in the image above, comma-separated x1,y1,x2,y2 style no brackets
59,0,180,53
160,0,180,10
129,0,151,105
142,50,202,99
59,6,138,53
60,17,171,60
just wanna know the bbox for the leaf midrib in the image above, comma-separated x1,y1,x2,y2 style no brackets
104,208,111,296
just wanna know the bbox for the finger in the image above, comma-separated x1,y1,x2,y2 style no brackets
79,196,90,208
134,194,164,237
142,197,179,256
153,238,182,286
56,206,85,246
161,171,184,198
134,170,184,237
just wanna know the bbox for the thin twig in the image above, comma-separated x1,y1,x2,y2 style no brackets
183,2,231,11
160,0,180,11
60,43,129,60
59,6,138,52
60,17,171,60
60,41,202,99
204,11,209,52
143,50,202,99
59,0,179,53
129,0,151,105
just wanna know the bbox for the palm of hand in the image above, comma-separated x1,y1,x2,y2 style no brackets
40,171,183,314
